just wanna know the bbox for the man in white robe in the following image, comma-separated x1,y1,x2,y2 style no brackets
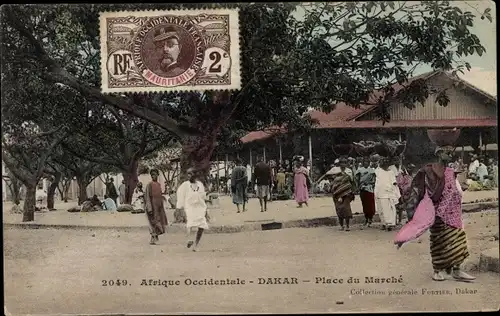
176,168,209,252
468,155,479,175
374,158,401,231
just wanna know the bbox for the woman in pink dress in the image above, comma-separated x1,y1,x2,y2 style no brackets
294,161,310,207
397,145,475,282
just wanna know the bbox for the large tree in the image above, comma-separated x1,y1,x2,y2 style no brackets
1,80,72,221
41,165,62,210
2,2,491,178
50,148,118,205
144,146,182,189
59,103,177,204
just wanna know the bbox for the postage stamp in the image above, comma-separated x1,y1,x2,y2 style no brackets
99,9,241,93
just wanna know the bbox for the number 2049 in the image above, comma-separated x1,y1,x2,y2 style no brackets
102,279,128,286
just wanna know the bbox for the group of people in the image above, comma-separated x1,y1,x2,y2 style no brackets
133,168,210,251
316,155,402,232
228,156,312,213
319,143,478,282
457,154,498,191
71,139,488,280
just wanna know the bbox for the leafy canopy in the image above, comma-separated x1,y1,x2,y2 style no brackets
1,2,491,147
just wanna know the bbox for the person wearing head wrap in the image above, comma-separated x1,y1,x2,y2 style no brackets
294,160,310,207
144,169,168,245
397,143,475,282
355,157,376,228
374,157,401,231
326,157,353,179
330,158,355,231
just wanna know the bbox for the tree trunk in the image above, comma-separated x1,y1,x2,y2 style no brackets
59,179,71,202
6,179,21,205
76,176,90,205
122,160,139,204
22,184,37,222
63,183,70,202
180,134,217,185
57,184,63,200
47,172,61,210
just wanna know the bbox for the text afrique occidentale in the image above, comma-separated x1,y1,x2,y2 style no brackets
138,276,404,288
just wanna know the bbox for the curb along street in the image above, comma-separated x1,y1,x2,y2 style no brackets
4,201,498,234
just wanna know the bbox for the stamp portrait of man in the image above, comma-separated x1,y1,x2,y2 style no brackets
153,27,189,77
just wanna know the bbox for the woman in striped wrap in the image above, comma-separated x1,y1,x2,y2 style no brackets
402,145,475,282
330,158,355,231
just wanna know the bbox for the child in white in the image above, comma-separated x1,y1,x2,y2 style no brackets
176,168,209,252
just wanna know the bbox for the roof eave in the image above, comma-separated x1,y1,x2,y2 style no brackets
347,70,442,121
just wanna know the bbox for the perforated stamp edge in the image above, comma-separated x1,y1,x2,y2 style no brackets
98,8,241,94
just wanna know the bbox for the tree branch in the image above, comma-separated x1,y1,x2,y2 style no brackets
1,151,31,184
61,143,121,168
4,6,189,139
132,122,150,160
35,130,70,180
106,105,126,140
32,125,64,138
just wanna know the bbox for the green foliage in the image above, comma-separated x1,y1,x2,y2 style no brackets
137,162,150,175
50,146,117,185
144,147,181,184
59,101,176,173
0,1,491,166
1,75,72,185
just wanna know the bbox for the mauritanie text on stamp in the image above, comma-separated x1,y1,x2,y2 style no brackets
99,9,241,93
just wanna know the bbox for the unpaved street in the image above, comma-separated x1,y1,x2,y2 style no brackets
4,210,499,314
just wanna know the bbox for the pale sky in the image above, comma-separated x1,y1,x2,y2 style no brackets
421,1,497,96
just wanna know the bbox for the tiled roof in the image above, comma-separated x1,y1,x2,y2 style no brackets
240,71,497,144
314,118,497,129
239,126,287,144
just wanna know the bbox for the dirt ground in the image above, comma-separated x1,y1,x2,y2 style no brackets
4,210,499,314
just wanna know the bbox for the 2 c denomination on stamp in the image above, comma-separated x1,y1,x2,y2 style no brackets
99,9,241,93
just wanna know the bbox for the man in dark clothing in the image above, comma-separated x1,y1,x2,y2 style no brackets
253,156,272,212
105,178,119,204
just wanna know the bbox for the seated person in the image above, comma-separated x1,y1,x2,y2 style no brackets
322,181,331,193
482,175,496,190
90,195,103,210
132,182,145,211
465,173,483,191
10,201,22,214
102,194,117,211
35,188,47,210
81,199,100,212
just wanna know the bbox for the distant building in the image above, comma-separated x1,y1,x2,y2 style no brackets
236,70,497,168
